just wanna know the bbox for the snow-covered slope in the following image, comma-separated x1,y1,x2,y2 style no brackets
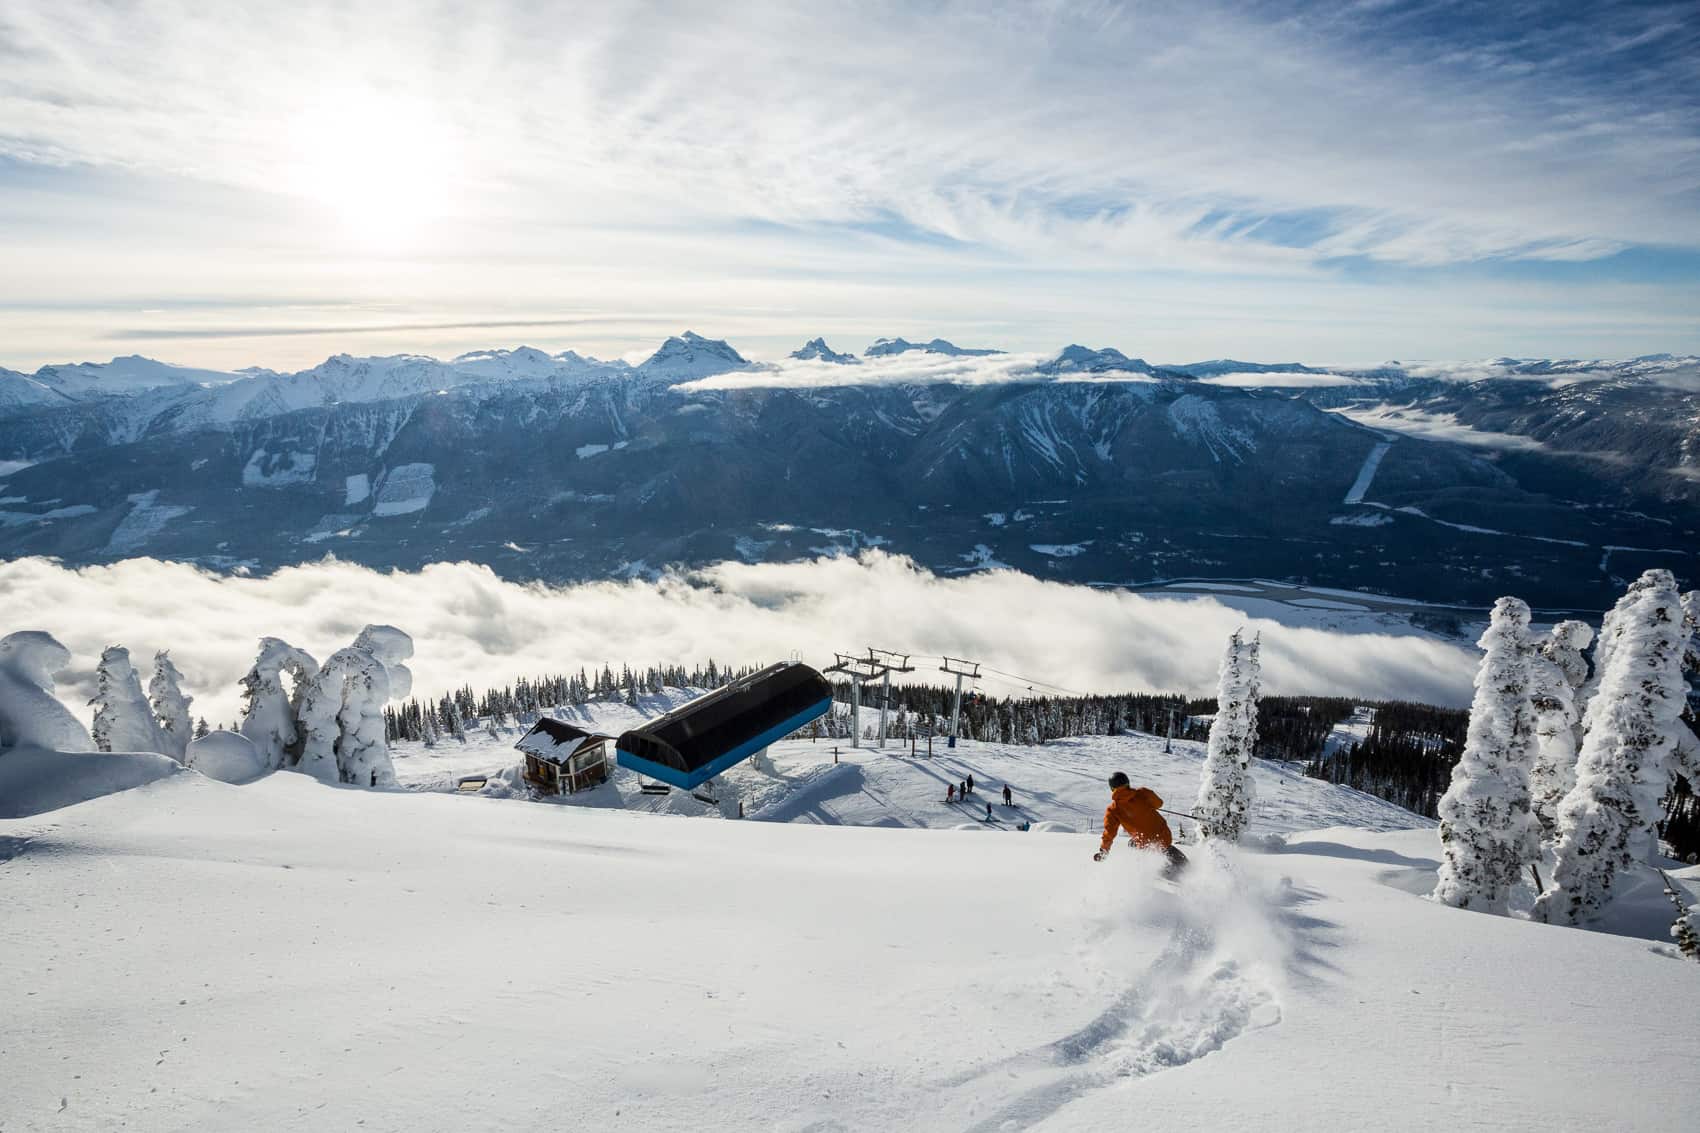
391,697,1425,839
0,367,71,412
4,725,1696,1132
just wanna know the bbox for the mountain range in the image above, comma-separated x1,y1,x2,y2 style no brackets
2,333,1698,611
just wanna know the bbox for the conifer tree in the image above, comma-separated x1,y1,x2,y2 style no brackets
1195,630,1261,842
1537,571,1692,924
89,645,166,754
0,630,93,751
1528,620,1593,839
148,650,194,763
1433,597,1539,914
238,638,318,770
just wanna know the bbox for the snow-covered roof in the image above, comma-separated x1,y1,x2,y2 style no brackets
515,718,613,763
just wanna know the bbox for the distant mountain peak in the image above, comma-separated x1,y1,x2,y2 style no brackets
864,337,1002,358
790,338,860,364
1167,359,1324,378
640,331,750,379
1035,345,1154,376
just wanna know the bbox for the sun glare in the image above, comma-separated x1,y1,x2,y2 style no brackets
287,94,456,249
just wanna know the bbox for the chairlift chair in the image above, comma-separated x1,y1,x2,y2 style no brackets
616,661,833,791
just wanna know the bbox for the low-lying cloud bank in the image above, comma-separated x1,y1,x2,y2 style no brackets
681,352,1054,391
0,553,1481,726
682,351,1700,394
1331,404,1549,452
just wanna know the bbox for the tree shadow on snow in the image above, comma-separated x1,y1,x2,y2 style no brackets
1274,840,1439,871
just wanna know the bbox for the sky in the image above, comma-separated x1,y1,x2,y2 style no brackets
1,0,1698,371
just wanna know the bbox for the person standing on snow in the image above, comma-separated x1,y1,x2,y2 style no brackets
966,773,975,794
947,783,956,803
1093,772,1188,877
1002,784,1013,807
985,801,993,821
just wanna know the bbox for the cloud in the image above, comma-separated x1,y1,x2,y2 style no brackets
2,0,1696,288
0,553,1484,731
106,318,625,341
1197,372,1359,388
1329,404,1550,452
681,352,1051,391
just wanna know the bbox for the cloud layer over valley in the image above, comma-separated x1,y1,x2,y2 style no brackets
0,553,1483,727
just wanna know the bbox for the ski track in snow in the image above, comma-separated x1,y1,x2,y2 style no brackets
926,852,1285,1132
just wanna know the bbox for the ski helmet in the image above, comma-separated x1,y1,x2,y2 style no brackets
1108,771,1130,789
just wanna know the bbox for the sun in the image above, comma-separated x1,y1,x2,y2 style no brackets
287,93,456,249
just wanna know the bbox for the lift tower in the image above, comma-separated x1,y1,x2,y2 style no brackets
823,653,882,748
864,648,915,749
938,657,981,746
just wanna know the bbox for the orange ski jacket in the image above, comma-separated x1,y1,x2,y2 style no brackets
1099,786,1172,853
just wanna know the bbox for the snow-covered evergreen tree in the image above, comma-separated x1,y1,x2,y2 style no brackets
89,645,166,754
1672,591,1700,784
238,638,319,770
148,651,194,763
1528,620,1593,839
295,625,412,786
1194,630,1261,842
1661,871,1700,961
1535,570,1692,925
1432,597,1539,914
0,630,93,752
335,656,395,788
295,648,356,783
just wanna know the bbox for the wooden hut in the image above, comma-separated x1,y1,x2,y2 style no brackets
515,718,614,795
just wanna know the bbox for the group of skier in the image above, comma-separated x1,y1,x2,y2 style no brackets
944,773,1019,821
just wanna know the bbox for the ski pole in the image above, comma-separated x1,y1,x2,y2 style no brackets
1158,807,1200,821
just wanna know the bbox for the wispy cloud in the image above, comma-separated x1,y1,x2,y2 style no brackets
0,552,1482,725
5,2,1698,266
0,1,1697,367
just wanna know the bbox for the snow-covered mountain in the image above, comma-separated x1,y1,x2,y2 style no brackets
28,354,243,399
789,337,860,364
637,331,750,380
1170,358,1327,378
864,336,1002,357
0,367,69,412
1034,344,1158,376
2,336,1698,610
449,345,619,381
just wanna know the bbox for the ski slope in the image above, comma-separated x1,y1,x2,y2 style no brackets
4,708,1699,1131
390,697,1422,840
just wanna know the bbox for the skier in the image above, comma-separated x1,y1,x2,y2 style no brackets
947,783,956,803
967,773,975,794
1092,772,1188,879
960,779,968,799
985,801,992,821
1002,784,1013,807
